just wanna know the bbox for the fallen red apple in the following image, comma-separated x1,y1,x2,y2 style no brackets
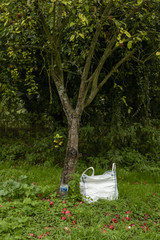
111,218,118,223
29,233,34,237
109,225,114,230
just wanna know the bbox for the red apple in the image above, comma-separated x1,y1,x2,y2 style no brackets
44,227,50,230
109,225,114,230
29,233,34,237
125,216,130,221
111,218,118,223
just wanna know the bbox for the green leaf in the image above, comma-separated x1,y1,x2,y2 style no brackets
49,6,54,14
4,20,8,27
124,30,131,38
23,198,32,204
78,13,88,25
156,52,160,59
137,0,143,5
127,41,132,49
21,20,25,26
18,175,27,181
70,22,75,27
114,82,123,90
70,34,75,41
122,96,128,107
79,33,85,39
85,5,89,11
0,190,8,196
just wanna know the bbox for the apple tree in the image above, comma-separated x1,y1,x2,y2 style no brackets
0,0,160,191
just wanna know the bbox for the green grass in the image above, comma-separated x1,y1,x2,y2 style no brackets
0,162,160,240
0,162,62,192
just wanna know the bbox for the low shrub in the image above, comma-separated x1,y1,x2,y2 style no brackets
0,135,66,165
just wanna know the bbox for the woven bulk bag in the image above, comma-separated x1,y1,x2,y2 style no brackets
80,163,118,203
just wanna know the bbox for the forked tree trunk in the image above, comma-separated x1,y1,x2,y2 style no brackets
59,111,81,191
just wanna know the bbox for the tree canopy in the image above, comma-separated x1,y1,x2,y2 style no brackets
0,0,160,188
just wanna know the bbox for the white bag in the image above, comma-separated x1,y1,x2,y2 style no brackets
80,163,118,203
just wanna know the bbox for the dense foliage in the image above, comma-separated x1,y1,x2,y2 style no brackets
0,0,160,177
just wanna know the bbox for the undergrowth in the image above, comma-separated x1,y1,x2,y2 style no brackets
0,163,160,239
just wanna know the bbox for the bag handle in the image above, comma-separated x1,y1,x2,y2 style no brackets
82,167,95,176
112,163,116,173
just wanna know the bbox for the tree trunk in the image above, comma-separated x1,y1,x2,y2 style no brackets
58,111,81,193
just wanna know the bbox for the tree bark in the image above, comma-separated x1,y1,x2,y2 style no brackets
58,110,81,192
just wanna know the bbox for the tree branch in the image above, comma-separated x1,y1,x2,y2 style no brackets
131,56,144,64
34,1,63,79
84,49,136,108
82,32,118,105
50,59,73,121
90,33,117,91
76,1,114,111
81,1,114,82
143,48,160,63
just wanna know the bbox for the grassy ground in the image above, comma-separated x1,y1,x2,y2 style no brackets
0,162,160,240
